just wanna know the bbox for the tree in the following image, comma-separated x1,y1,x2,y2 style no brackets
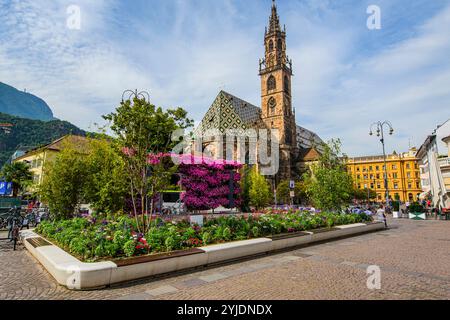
303,139,353,211
82,138,128,214
351,186,377,202
249,166,271,210
0,161,33,197
276,180,308,205
39,141,89,220
103,97,193,233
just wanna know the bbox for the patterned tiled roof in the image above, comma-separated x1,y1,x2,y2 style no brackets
296,125,324,152
195,91,324,156
194,91,263,137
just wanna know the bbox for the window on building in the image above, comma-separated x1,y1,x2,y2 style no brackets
406,163,410,169
284,76,289,93
408,183,412,189
392,164,397,170
376,166,380,171
369,166,373,171
407,172,411,178
393,173,398,179
376,174,380,179
33,174,40,184
416,181,420,189
377,183,381,189
394,183,399,189
268,40,274,52
267,75,276,91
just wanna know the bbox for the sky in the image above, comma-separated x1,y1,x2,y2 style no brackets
0,0,449,156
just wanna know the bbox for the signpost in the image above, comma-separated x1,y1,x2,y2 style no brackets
289,180,295,206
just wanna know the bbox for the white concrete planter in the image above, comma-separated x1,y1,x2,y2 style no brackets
21,222,384,290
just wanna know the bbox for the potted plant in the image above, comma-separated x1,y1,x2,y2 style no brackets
392,200,400,218
409,202,426,220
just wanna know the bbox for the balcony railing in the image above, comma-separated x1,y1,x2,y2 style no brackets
438,157,450,167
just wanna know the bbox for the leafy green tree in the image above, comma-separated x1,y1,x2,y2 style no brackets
103,97,193,233
276,180,308,205
249,166,271,210
303,139,353,211
0,161,33,197
39,141,89,220
352,187,377,201
82,138,128,214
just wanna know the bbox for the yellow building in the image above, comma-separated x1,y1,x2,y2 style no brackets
13,135,89,189
346,148,422,202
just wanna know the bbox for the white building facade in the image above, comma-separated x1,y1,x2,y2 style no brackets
417,119,450,209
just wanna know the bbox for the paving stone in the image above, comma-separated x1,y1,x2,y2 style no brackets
293,253,313,258
145,285,178,296
117,292,153,300
198,273,229,283
175,278,208,289
340,261,361,267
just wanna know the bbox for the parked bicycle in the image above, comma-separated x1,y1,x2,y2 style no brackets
5,207,24,250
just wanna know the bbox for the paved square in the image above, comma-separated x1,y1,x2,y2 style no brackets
1,218,449,300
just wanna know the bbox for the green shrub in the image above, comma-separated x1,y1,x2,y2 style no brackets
123,240,136,257
35,210,372,261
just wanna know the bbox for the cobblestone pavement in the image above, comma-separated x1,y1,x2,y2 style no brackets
0,218,449,300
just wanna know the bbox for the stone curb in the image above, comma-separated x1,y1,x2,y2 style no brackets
20,222,385,290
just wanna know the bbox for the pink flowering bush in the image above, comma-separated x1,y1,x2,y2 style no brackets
178,157,242,211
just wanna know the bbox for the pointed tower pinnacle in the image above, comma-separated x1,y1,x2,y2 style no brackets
269,0,281,33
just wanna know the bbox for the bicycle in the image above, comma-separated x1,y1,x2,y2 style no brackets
5,207,23,241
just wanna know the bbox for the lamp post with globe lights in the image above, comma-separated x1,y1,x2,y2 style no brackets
369,121,394,208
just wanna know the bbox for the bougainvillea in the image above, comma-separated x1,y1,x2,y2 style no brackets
177,155,242,211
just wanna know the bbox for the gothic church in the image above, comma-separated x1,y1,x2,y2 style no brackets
194,0,324,184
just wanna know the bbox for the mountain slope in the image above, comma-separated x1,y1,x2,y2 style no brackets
0,82,54,121
0,112,86,166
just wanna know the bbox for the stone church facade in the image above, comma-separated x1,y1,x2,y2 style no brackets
193,1,324,184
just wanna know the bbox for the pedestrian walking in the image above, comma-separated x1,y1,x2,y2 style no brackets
376,205,388,228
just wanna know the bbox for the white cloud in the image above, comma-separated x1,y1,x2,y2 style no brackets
0,0,449,157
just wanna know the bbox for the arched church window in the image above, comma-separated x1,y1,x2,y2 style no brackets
284,76,289,93
268,97,276,114
267,75,276,91
269,40,274,52
277,39,283,50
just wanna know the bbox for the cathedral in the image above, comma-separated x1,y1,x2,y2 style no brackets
193,0,324,184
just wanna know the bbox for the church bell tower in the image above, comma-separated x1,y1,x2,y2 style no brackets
259,0,297,181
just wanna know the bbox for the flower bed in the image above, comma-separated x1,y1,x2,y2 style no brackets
36,211,372,262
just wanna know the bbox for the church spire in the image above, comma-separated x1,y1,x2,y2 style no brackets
268,0,281,34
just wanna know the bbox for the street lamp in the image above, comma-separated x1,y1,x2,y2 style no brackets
369,121,394,208
121,89,150,103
